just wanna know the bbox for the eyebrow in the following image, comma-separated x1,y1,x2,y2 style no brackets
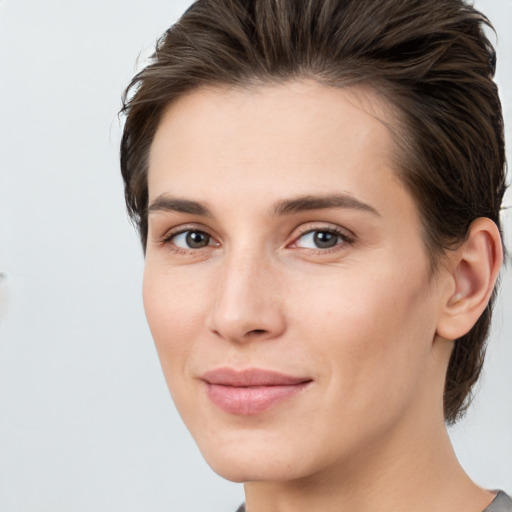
147,195,213,217
272,194,381,217
147,193,380,217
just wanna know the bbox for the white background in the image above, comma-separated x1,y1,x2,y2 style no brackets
0,1,510,511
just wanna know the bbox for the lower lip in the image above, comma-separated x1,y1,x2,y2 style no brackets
205,382,311,415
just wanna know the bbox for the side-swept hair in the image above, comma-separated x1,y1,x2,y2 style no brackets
120,0,507,424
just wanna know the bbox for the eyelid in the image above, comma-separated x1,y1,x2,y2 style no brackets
290,222,355,240
159,222,208,239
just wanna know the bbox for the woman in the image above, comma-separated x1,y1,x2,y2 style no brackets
120,0,510,510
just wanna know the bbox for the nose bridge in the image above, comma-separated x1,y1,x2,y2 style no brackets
208,242,285,342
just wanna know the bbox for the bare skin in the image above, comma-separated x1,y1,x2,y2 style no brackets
144,81,502,512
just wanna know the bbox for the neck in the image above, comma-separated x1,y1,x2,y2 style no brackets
243,411,493,512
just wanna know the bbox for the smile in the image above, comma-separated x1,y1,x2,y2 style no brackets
201,368,313,415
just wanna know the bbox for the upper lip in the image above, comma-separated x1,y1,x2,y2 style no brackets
201,367,312,387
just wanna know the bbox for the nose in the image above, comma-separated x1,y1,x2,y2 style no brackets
206,249,286,343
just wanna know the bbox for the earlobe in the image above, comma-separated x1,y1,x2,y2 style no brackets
436,217,503,341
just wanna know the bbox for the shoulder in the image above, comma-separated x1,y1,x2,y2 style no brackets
484,491,512,512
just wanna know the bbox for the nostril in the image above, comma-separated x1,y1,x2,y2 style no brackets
247,329,267,336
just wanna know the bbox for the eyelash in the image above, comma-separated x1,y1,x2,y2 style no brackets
160,225,217,254
159,224,355,255
291,226,355,253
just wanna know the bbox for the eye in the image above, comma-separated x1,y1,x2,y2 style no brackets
169,230,215,249
294,229,349,250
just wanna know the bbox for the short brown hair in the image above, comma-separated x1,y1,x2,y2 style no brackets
120,0,507,424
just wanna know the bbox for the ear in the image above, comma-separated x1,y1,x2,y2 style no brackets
436,217,503,341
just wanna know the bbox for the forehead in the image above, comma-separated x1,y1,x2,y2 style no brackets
148,80,408,210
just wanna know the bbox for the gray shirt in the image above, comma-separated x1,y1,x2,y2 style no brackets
235,490,512,512
485,491,512,512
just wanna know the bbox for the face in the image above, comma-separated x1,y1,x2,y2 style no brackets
144,81,449,483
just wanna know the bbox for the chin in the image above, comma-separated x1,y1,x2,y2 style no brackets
194,429,317,483
206,453,311,484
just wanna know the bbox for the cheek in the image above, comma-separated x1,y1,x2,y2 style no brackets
295,264,436,401
142,263,209,373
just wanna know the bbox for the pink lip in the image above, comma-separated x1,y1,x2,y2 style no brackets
201,368,312,415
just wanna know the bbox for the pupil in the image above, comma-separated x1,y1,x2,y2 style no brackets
314,231,337,248
186,231,209,248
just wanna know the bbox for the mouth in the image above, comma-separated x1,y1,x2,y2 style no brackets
200,367,313,415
